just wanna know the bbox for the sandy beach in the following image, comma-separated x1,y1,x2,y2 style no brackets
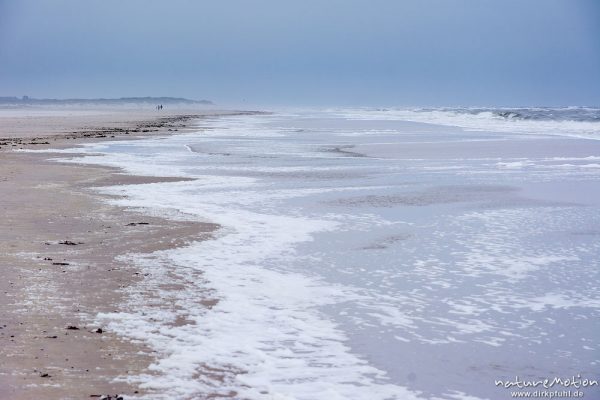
0,108,227,399
2,107,600,400
0,107,261,150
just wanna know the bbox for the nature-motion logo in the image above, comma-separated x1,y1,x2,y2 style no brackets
495,374,598,399
495,375,598,390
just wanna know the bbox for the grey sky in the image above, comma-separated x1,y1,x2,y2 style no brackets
0,0,599,106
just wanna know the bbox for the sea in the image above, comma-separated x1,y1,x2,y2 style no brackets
49,107,600,399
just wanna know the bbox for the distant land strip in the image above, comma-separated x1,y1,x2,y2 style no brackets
0,96,213,105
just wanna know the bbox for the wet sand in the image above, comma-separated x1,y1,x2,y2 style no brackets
0,107,262,151
0,108,227,399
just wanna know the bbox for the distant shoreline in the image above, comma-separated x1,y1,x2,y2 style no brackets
0,106,264,144
0,96,213,106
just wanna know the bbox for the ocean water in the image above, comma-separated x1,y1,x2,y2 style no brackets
49,108,600,399
335,106,600,140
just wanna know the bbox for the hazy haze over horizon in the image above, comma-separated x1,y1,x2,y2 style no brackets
1,0,599,107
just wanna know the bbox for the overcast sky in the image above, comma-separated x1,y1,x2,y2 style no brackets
0,0,599,107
